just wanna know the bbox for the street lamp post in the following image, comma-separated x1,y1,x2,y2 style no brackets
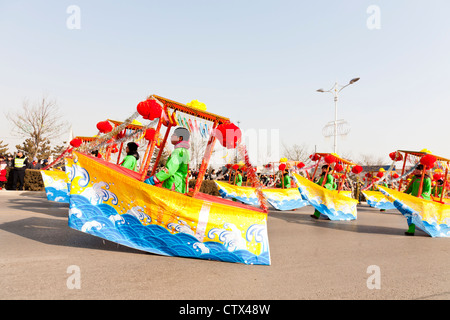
317,78,360,154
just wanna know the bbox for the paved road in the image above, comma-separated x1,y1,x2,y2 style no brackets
0,191,449,300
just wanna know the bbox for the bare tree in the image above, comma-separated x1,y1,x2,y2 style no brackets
190,134,214,169
282,143,311,162
6,95,68,159
0,140,9,155
359,153,385,166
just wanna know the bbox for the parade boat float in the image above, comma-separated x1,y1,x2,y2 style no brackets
65,95,271,265
361,166,398,210
292,152,362,221
215,159,311,211
40,136,98,203
374,150,450,237
40,119,147,204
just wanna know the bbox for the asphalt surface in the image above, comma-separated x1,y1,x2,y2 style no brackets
0,191,449,300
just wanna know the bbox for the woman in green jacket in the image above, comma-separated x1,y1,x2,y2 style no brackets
121,142,140,171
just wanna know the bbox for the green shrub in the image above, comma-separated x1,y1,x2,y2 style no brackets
188,179,220,196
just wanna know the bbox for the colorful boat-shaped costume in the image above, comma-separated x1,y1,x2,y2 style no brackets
297,153,362,220
294,173,358,220
40,170,70,203
378,185,450,237
361,190,395,210
66,153,270,264
215,180,309,211
64,95,271,265
373,150,450,237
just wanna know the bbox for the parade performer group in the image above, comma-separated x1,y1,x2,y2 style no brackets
35,95,450,269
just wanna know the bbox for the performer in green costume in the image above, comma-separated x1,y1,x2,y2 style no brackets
121,142,140,171
311,165,336,219
403,164,432,236
234,169,243,186
278,170,291,189
144,127,191,194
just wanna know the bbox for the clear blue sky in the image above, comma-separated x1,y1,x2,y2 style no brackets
1,0,449,164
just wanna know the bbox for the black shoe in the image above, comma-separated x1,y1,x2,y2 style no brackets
310,214,319,220
404,231,414,236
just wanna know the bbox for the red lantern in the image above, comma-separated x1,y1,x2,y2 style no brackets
226,164,232,169
279,163,286,171
420,154,437,169
96,121,113,134
296,162,305,169
232,164,239,170
137,99,162,120
70,138,82,148
144,128,156,141
433,173,443,181
309,154,320,161
393,173,399,179
334,164,343,172
377,171,384,178
352,165,363,174
215,122,242,149
324,155,336,164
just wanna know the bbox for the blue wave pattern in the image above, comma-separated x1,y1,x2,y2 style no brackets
266,197,309,211
217,188,260,206
45,187,70,203
297,185,356,221
69,194,270,265
378,188,450,237
366,199,396,210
